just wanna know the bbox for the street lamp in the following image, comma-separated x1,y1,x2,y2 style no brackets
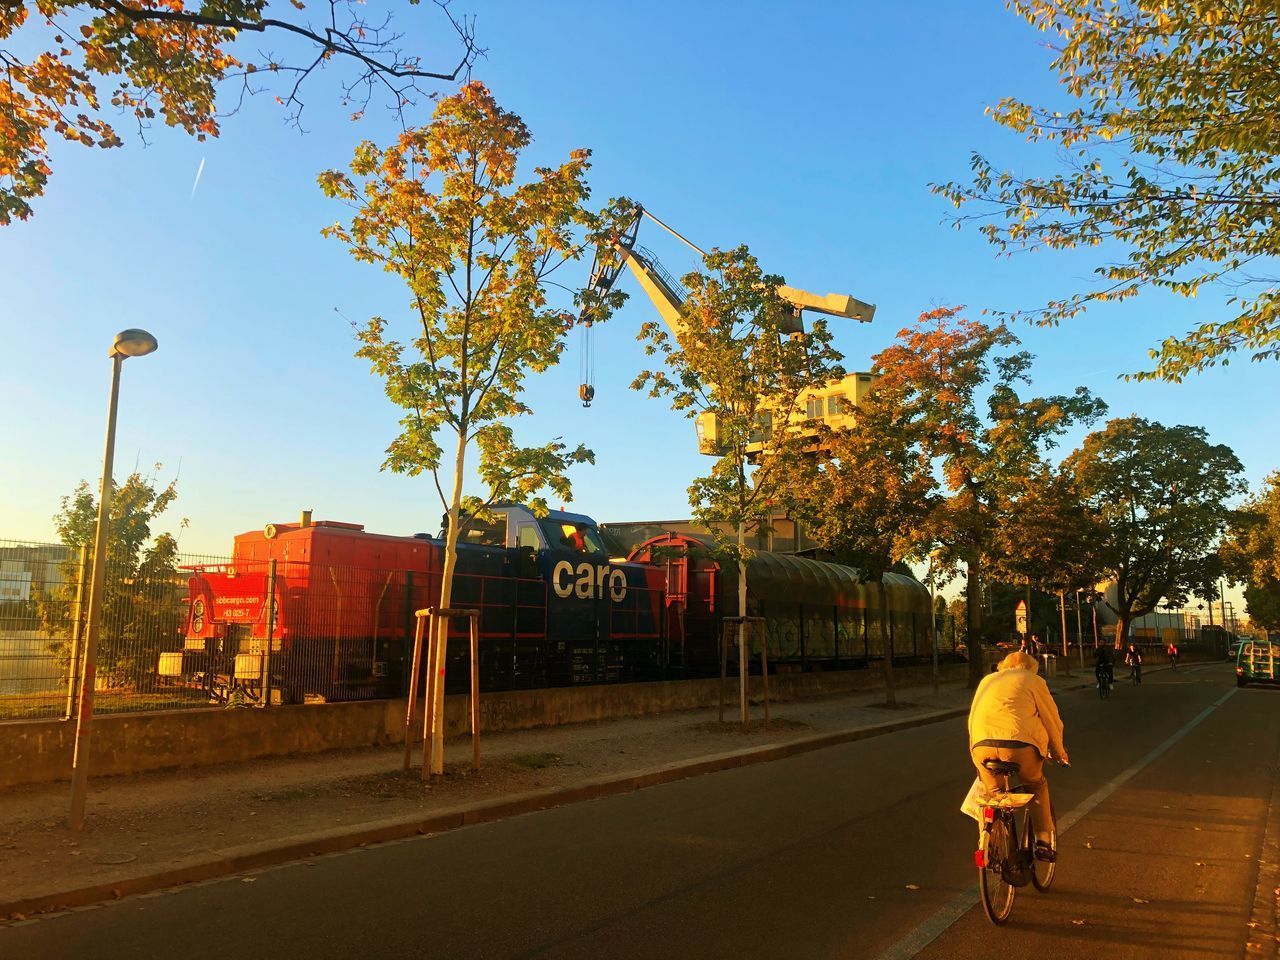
67,329,158,830
926,550,941,695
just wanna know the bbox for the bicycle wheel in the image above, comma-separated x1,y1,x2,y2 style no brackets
979,815,1016,925
1031,808,1057,892
1097,675,1109,699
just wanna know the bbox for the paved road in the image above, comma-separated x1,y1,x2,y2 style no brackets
4,664,1275,959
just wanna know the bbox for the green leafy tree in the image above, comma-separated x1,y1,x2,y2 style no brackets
934,2,1280,380
871,307,1106,687
1223,472,1280,633
0,0,478,225
1244,583,1280,634
988,466,1104,597
782,365,939,705
320,82,624,770
1066,417,1246,647
987,463,1110,656
37,470,184,689
945,595,968,652
633,246,843,624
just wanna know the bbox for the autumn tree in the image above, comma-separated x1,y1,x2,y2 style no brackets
1222,472,1280,633
633,246,841,716
320,82,623,772
782,364,939,705
935,2,1280,380
986,462,1109,656
1066,417,1245,648
37,470,184,689
873,308,1106,688
0,0,479,225
635,248,842,615
989,467,1103,595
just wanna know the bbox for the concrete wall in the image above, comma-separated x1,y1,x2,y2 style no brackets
0,662,967,790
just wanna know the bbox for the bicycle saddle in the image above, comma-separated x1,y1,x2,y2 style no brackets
982,759,1022,776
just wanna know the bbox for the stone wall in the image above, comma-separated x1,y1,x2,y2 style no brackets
1,662,967,789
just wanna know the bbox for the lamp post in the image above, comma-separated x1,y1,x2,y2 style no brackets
1074,589,1085,669
68,329,158,831
926,550,940,695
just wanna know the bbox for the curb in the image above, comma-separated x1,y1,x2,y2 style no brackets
0,704,968,921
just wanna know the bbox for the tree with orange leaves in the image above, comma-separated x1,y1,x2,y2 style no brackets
781,353,938,706
0,0,478,225
872,307,1106,688
319,82,627,771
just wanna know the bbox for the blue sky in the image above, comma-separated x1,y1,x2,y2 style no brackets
0,0,1272,600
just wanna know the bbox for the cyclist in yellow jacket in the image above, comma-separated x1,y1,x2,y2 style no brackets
969,651,1069,861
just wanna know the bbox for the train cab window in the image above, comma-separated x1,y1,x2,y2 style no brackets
540,519,607,555
459,514,507,548
517,524,544,550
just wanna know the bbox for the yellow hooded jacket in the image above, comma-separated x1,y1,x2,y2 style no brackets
967,667,1066,760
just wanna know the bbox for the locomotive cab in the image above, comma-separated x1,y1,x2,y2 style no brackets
449,504,609,557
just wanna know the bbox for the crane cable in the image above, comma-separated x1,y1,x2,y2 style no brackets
576,206,700,409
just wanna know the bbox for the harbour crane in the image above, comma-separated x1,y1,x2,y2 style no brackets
576,204,879,458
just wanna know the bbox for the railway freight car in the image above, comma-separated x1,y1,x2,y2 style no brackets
157,507,932,704
627,532,933,678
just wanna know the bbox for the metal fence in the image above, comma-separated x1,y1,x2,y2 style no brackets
0,539,231,722
0,538,554,722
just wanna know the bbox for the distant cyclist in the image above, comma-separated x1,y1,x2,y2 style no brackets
1167,642,1180,670
968,651,1069,862
1125,643,1144,684
1094,645,1115,689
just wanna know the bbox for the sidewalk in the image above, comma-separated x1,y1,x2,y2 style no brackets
0,673,1080,919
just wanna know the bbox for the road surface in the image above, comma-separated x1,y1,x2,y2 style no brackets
4,663,1274,959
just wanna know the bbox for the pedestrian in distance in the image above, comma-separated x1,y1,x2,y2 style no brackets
1125,643,1143,684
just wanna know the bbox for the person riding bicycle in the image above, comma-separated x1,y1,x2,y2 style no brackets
1125,643,1143,683
1094,645,1115,688
968,651,1069,863
1167,641,1180,669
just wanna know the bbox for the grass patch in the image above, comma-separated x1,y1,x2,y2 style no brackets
0,688,215,722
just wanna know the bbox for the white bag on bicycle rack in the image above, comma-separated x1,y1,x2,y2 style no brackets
961,777,987,821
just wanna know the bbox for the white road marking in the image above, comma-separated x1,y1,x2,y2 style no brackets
871,685,1239,960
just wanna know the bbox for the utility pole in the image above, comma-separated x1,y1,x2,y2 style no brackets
1074,590,1085,669
1220,579,1228,634
1058,590,1070,674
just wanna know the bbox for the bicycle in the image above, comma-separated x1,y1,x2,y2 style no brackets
1128,663,1142,685
1095,665,1112,699
973,758,1063,925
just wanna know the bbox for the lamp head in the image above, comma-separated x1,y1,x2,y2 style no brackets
110,329,158,359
